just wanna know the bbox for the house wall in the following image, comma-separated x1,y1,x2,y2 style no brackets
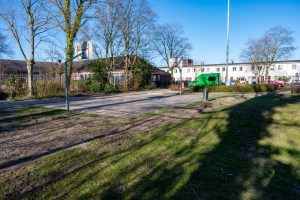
161,61,300,83
72,71,93,80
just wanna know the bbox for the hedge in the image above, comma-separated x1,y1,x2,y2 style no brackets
192,84,278,93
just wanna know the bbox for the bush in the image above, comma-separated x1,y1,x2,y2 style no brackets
103,83,120,94
191,84,277,93
132,59,152,90
89,80,102,93
88,59,109,90
76,79,92,94
3,76,27,99
142,83,156,90
34,80,65,98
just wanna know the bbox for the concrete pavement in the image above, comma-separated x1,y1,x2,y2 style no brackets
0,89,214,116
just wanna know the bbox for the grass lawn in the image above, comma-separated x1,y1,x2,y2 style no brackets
1,94,300,199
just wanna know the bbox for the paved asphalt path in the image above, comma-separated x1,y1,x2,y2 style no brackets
0,89,220,116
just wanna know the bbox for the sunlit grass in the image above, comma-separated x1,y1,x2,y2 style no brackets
1,94,300,199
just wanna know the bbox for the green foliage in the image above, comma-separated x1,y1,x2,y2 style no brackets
132,58,152,90
277,76,291,83
89,80,102,93
88,59,109,91
34,80,65,98
76,79,92,93
192,84,278,93
103,83,120,94
142,83,156,90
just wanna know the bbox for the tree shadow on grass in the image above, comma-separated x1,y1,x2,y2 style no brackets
3,94,300,199
101,94,300,199
170,94,300,199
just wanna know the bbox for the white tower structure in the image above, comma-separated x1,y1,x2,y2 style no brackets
74,40,93,60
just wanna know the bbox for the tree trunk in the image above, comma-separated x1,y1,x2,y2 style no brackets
254,65,259,84
28,13,35,97
124,55,129,90
66,37,74,92
265,66,270,82
26,62,34,96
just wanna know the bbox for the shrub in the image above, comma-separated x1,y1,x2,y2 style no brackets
34,80,65,98
103,83,120,94
3,76,27,99
143,83,156,90
132,59,152,90
88,59,109,90
191,84,277,93
76,79,92,94
90,80,102,94
277,76,291,83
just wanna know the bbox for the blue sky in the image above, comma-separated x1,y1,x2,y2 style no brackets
1,0,300,66
150,0,300,66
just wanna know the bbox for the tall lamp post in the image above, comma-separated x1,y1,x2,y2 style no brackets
225,0,230,85
64,42,87,111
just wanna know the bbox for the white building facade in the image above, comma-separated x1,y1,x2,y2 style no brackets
161,59,300,83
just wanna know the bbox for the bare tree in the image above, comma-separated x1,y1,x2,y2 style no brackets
0,0,53,96
115,0,155,89
0,31,14,57
151,23,192,78
261,26,296,81
94,0,121,70
44,42,64,80
240,38,264,83
52,0,96,85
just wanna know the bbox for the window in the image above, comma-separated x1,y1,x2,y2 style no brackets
201,68,204,72
278,65,283,70
175,69,178,73
233,67,237,71
187,69,191,73
270,65,275,70
193,68,196,72
208,77,216,81
216,68,220,72
292,64,297,70
223,67,225,71
206,68,210,72
239,67,243,71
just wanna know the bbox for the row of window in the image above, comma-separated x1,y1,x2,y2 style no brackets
172,64,298,74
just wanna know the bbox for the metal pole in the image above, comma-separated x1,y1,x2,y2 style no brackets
64,61,69,111
225,0,230,85
180,68,182,95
